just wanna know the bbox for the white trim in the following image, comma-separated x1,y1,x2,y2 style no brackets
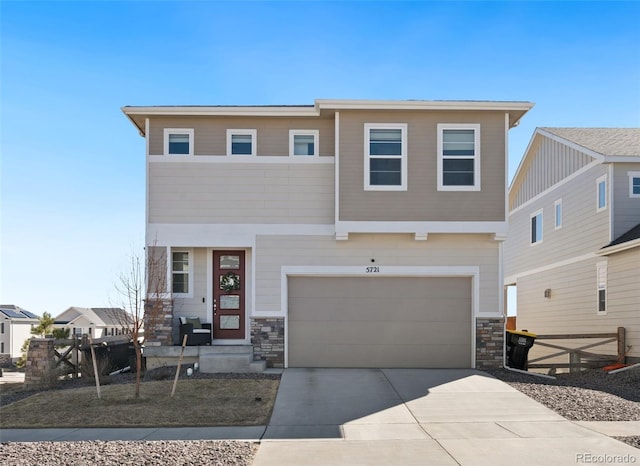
148,155,333,164
163,128,194,156
335,220,508,236
596,261,607,315
504,113,509,223
530,209,543,245
498,241,504,317
596,174,607,213
171,248,194,298
145,118,150,226
504,251,598,284
536,128,605,161
598,237,640,255
364,123,408,191
145,118,150,157
437,123,481,191
628,171,640,198
554,199,563,230
334,112,340,226
280,265,481,369
604,156,640,163
227,129,257,156
289,129,319,157
608,164,613,243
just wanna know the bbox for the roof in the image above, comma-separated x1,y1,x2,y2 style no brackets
599,223,640,255
54,307,133,327
122,99,534,135
0,305,39,320
540,128,640,157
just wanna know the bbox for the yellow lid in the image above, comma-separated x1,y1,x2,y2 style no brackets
507,329,537,337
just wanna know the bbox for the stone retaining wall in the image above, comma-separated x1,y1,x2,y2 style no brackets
476,317,505,369
250,317,284,368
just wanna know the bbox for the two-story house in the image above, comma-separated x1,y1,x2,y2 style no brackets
0,305,39,363
53,307,132,338
123,99,533,369
504,128,640,365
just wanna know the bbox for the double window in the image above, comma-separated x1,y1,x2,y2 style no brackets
172,250,192,296
164,129,194,156
289,130,319,156
596,175,607,212
227,129,256,156
629,172,640,198
530,210,543,245
438,124,480,191
364,123,407,190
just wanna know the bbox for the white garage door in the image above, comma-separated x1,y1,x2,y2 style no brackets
288,276,472,368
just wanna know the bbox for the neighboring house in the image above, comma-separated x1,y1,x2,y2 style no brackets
0,305,39,363
53,307,132,338
122,99,534,369
504,128,640,364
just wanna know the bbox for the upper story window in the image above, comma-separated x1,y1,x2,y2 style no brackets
172,250,193,296
227,129,257,156
554,199,562,230
164,128,194,156
364,123,407,191
596,175,607,212
629,171,640,198
290,130,319,156
437,124,480,191
530,209,543,245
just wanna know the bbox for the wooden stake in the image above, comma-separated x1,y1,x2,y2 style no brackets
88,336,101,399
171,334,189,398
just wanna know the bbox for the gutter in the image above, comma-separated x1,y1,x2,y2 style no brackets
598,238,640,256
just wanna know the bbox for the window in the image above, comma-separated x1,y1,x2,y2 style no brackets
530,210,543,245
289,130,319,156
172,250,192,295
227,129,256,156
1,342,4,353
1,322,4,334
596,175,607,211
438,124,480,191
364,123,407,190
629,172,640,198
554,199,562,229
163,128,194,156
597,262,607,314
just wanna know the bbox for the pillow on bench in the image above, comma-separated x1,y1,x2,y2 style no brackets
179,316,203,329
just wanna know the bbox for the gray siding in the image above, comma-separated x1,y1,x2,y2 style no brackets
338,110,506,222
148,116,335,157
510,135,594,210
612,163,640,238
148,162,334,224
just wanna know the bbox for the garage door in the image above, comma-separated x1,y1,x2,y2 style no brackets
288,276,472,368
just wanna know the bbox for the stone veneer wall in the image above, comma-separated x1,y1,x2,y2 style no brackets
0,354,11,367
251,317,285,368
24,338,58,390
144,299,174,347
476,317,505,369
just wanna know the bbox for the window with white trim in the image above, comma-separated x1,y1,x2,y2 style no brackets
596,262,607,314
163,128,194,156
1,342,4,353
554,199,562,229
227,129,256,156
289,130,318,156
364,123,407,190
629,171,640,198
531,209,543,245
596,175,607,211
438,124,480,191
1,322,4,334
172,250,192,295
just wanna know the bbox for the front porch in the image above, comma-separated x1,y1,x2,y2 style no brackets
144,345,267,373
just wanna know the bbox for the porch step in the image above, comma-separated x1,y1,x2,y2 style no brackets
199,345,265,373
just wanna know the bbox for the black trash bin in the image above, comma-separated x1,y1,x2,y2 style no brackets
506,329,536,370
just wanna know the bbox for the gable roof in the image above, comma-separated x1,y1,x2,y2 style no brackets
54,307,132,327
540,128,640,157
599,223,640,255
0,305,39,321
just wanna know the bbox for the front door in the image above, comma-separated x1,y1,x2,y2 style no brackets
213,251,246,339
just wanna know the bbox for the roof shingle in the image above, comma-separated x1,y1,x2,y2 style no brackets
541,128,640,157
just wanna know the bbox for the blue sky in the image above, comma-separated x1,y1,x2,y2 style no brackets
1,1,639,317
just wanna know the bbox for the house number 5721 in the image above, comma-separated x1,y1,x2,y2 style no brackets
366,266,380,273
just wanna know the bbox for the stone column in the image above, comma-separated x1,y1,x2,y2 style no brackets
251,317,285,368
24,338,57,390
476,317,505,369
144,299,174,347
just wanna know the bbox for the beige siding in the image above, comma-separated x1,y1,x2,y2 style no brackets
608,247,640,359
338,110,506,222
288,276,472,368
254,233,499,315
172,248,209,323
148,162,334,224
613,163,640,238
510,135,594,210
504,165,610,279
148,116,334,157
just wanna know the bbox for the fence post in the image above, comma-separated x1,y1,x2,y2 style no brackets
617,327,626,363
569,352,581,373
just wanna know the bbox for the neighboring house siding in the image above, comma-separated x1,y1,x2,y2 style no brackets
148,116,335,157
612,162,640,238
148,162,334,224
254,233,499,315
510,136,593,210
504,164,609,280
608,247,640,359
338,110,506,222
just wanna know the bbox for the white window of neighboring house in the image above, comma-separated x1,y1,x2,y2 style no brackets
596,175,607,212
629,172,640,198
289,130,319,156
597,262,607,314
1,322,4,334
163,128,194,156
554,199,562,229
227,129,257,156
1,342,4,353
364,123,407,191
438,124,481,191
530,209,543,245
172,250,193,296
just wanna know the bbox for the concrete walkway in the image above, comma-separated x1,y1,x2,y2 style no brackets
253,368,639,466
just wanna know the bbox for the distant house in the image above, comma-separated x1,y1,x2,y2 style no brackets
504,128,640,364
0,305,39,362
53,307,133,338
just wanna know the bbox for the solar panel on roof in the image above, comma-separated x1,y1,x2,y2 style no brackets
0,308,25,319
20,310,38,319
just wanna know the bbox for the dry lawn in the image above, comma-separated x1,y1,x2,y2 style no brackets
0,378,279,428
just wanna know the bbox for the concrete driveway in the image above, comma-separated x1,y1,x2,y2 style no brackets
254,368,638,466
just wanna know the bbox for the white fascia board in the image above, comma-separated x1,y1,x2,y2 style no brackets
503,252,598,285
316,99,534,112
335,221,508,235
121,106,320,117
536,128,605,161
603,156,640,163
598,238,640,256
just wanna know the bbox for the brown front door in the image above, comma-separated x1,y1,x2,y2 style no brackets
213,251,245,339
